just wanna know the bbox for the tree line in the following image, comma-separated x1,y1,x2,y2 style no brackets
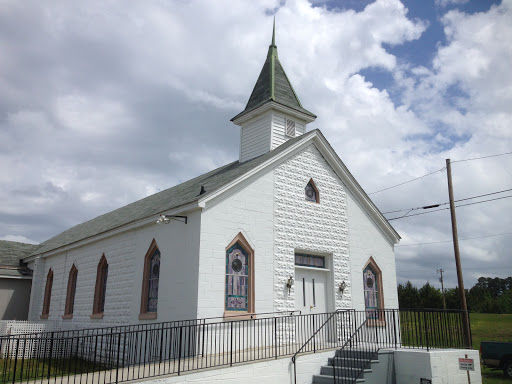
398,277,512,313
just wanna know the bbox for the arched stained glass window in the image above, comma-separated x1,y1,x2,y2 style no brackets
225,243,249,311
363,257,383,320
92,255,108,317
305,179,319,203
64,264,78,317
41,269,53,319
146,249,160,313
140,239,161,319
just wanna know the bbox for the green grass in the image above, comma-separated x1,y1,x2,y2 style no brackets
0,357,107,384
470,313,512,383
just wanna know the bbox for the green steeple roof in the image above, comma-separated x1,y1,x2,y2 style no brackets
231,19,316,121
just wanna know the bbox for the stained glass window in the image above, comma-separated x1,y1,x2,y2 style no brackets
100,264,108,313
147,249,160,313
364,265,379,320
305,179,319,203
93,255,108,315
225,242,249,311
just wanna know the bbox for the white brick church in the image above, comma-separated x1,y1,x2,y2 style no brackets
22,25,400,328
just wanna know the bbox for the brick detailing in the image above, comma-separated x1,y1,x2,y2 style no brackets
274,145,351,313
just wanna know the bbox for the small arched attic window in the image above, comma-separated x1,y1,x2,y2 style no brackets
305,178,319,203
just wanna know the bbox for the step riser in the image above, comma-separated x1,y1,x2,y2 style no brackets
312,375,365,384
328,358,368,369
320,366,362,377
335,350,376,359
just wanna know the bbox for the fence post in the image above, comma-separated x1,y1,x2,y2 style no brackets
423,311,430,351
116,332,121,383
11,338,20,384
177,327,183,376
393,310,397,349
230,321,233,367
47,332,54,379
274,317,278,359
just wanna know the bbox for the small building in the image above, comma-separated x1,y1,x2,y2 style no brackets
0,240,36,320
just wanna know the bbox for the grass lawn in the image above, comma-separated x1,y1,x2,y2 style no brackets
470,313,512,383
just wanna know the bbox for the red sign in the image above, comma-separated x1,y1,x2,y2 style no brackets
459,358,474,371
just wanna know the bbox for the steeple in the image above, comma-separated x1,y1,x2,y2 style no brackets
231,19,316,123
232,20,316,162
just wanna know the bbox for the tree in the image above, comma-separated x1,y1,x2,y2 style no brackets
418,282,443,309
398,281,420,309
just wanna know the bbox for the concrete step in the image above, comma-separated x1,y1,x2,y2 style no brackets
335,349,378,360
312,374,365,384
320,365,371,378
328,357,372,369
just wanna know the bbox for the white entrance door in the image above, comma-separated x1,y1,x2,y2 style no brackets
295,268,328,315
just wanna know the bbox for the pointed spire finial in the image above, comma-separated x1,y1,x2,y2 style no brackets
272,15,276,46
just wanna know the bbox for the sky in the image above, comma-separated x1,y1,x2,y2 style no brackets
1,0,511,290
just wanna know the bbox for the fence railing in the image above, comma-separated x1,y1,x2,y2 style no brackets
291,309,470,384
0,309,470,384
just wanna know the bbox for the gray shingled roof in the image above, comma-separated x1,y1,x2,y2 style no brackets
0,241,39,266
0,240,38,277
30,131,317,257
231,24,316,122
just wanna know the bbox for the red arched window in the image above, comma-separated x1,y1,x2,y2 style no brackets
139,239,160,320
41,268,53,319
91,255,108,318
63,264,78,319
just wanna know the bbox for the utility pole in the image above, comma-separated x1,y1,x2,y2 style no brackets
446,158,471,348
437,269,447,310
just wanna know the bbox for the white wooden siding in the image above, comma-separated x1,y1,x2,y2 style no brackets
240,115,272,162
271,113,306,150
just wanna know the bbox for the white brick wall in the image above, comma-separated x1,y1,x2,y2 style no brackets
273,144,351,313
394,349,481,384
27,210,201,327
198,171,275,319
345,188,399,310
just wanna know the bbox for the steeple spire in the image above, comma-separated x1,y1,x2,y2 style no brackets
231,18,316,123
267,16,278,59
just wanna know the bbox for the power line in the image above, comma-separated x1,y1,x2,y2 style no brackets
368,168,444,195
382,188,512,215
368,151,511,196
396,232,512,247
387,194,512,221
451,151,512,163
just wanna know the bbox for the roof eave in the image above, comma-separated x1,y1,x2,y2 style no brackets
231,100,317,126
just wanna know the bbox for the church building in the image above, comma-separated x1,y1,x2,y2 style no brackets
22,24,400,328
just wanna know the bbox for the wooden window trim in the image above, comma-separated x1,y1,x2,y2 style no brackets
41,269,53,319
63,264,78,319
305,178,320,204
363,256,385,313
92,254,108,317
139,239,160,320
224,233,255,317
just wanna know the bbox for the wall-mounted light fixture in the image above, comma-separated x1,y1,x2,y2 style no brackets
156,214,188,224
339,281,347,295
286,277,294,294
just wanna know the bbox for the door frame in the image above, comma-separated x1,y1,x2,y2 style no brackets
293,251,335,314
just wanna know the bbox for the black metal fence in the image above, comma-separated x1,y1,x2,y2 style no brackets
0,309,470,384
291,309,470,384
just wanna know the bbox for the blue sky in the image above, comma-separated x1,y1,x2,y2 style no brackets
0,0,511,290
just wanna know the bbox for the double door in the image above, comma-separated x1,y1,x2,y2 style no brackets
294,268,328,314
